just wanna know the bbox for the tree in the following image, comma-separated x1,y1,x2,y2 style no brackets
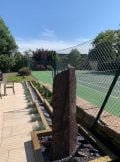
11,52,23,71
93,30,116,45
79,54,90,70
32,49,54,70
23,49,32,68
88,30,120,70
0,55,15,72
67,49,81,69
0,17,17,56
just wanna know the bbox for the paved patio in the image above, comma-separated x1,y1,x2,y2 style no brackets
0,83,35,162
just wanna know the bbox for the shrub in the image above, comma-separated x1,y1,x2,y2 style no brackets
47,65,52,70
18,67,31,76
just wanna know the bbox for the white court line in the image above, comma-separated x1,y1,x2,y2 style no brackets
78,80,109,91
77,79,120,94
77,83,119,99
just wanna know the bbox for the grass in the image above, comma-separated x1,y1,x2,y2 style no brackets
7,73,34,82
32,70,120,117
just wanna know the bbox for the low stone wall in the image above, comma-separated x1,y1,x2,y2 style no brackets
76,97,99,129
76,97,120,152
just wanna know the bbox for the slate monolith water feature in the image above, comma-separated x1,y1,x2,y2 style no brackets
51,66,78,160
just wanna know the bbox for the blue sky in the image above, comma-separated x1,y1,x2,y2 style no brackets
0,0,120,52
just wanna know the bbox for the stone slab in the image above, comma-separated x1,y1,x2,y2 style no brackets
52,67,78,160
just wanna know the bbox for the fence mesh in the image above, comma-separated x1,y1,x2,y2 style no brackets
56,39,120,129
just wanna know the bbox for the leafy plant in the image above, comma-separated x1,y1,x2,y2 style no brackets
30,114,40,122
33,122,45,131
18,67,31,76
29,108,38,114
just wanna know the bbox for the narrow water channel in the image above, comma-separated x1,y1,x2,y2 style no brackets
27,82,52,127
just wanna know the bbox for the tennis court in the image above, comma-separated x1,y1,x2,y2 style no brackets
32,70,120,117
32,71,53,84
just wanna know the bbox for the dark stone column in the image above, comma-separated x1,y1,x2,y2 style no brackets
52,66,78,160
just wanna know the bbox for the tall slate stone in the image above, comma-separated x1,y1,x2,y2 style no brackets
52,66,78,160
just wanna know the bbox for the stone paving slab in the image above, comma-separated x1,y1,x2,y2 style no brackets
0,83,35,162
3,117,30,128
0,148,9,162
2,127,12,139
8,148,27,162
8,145,35,162
0,113,3,144
1,135,31,150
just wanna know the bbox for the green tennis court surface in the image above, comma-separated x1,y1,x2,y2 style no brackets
32,70,120,116
32,71,53,84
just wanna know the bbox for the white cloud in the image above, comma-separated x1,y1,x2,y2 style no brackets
16,37,92,54
16,28,92,53
16,38,74,52
16,27,92,53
